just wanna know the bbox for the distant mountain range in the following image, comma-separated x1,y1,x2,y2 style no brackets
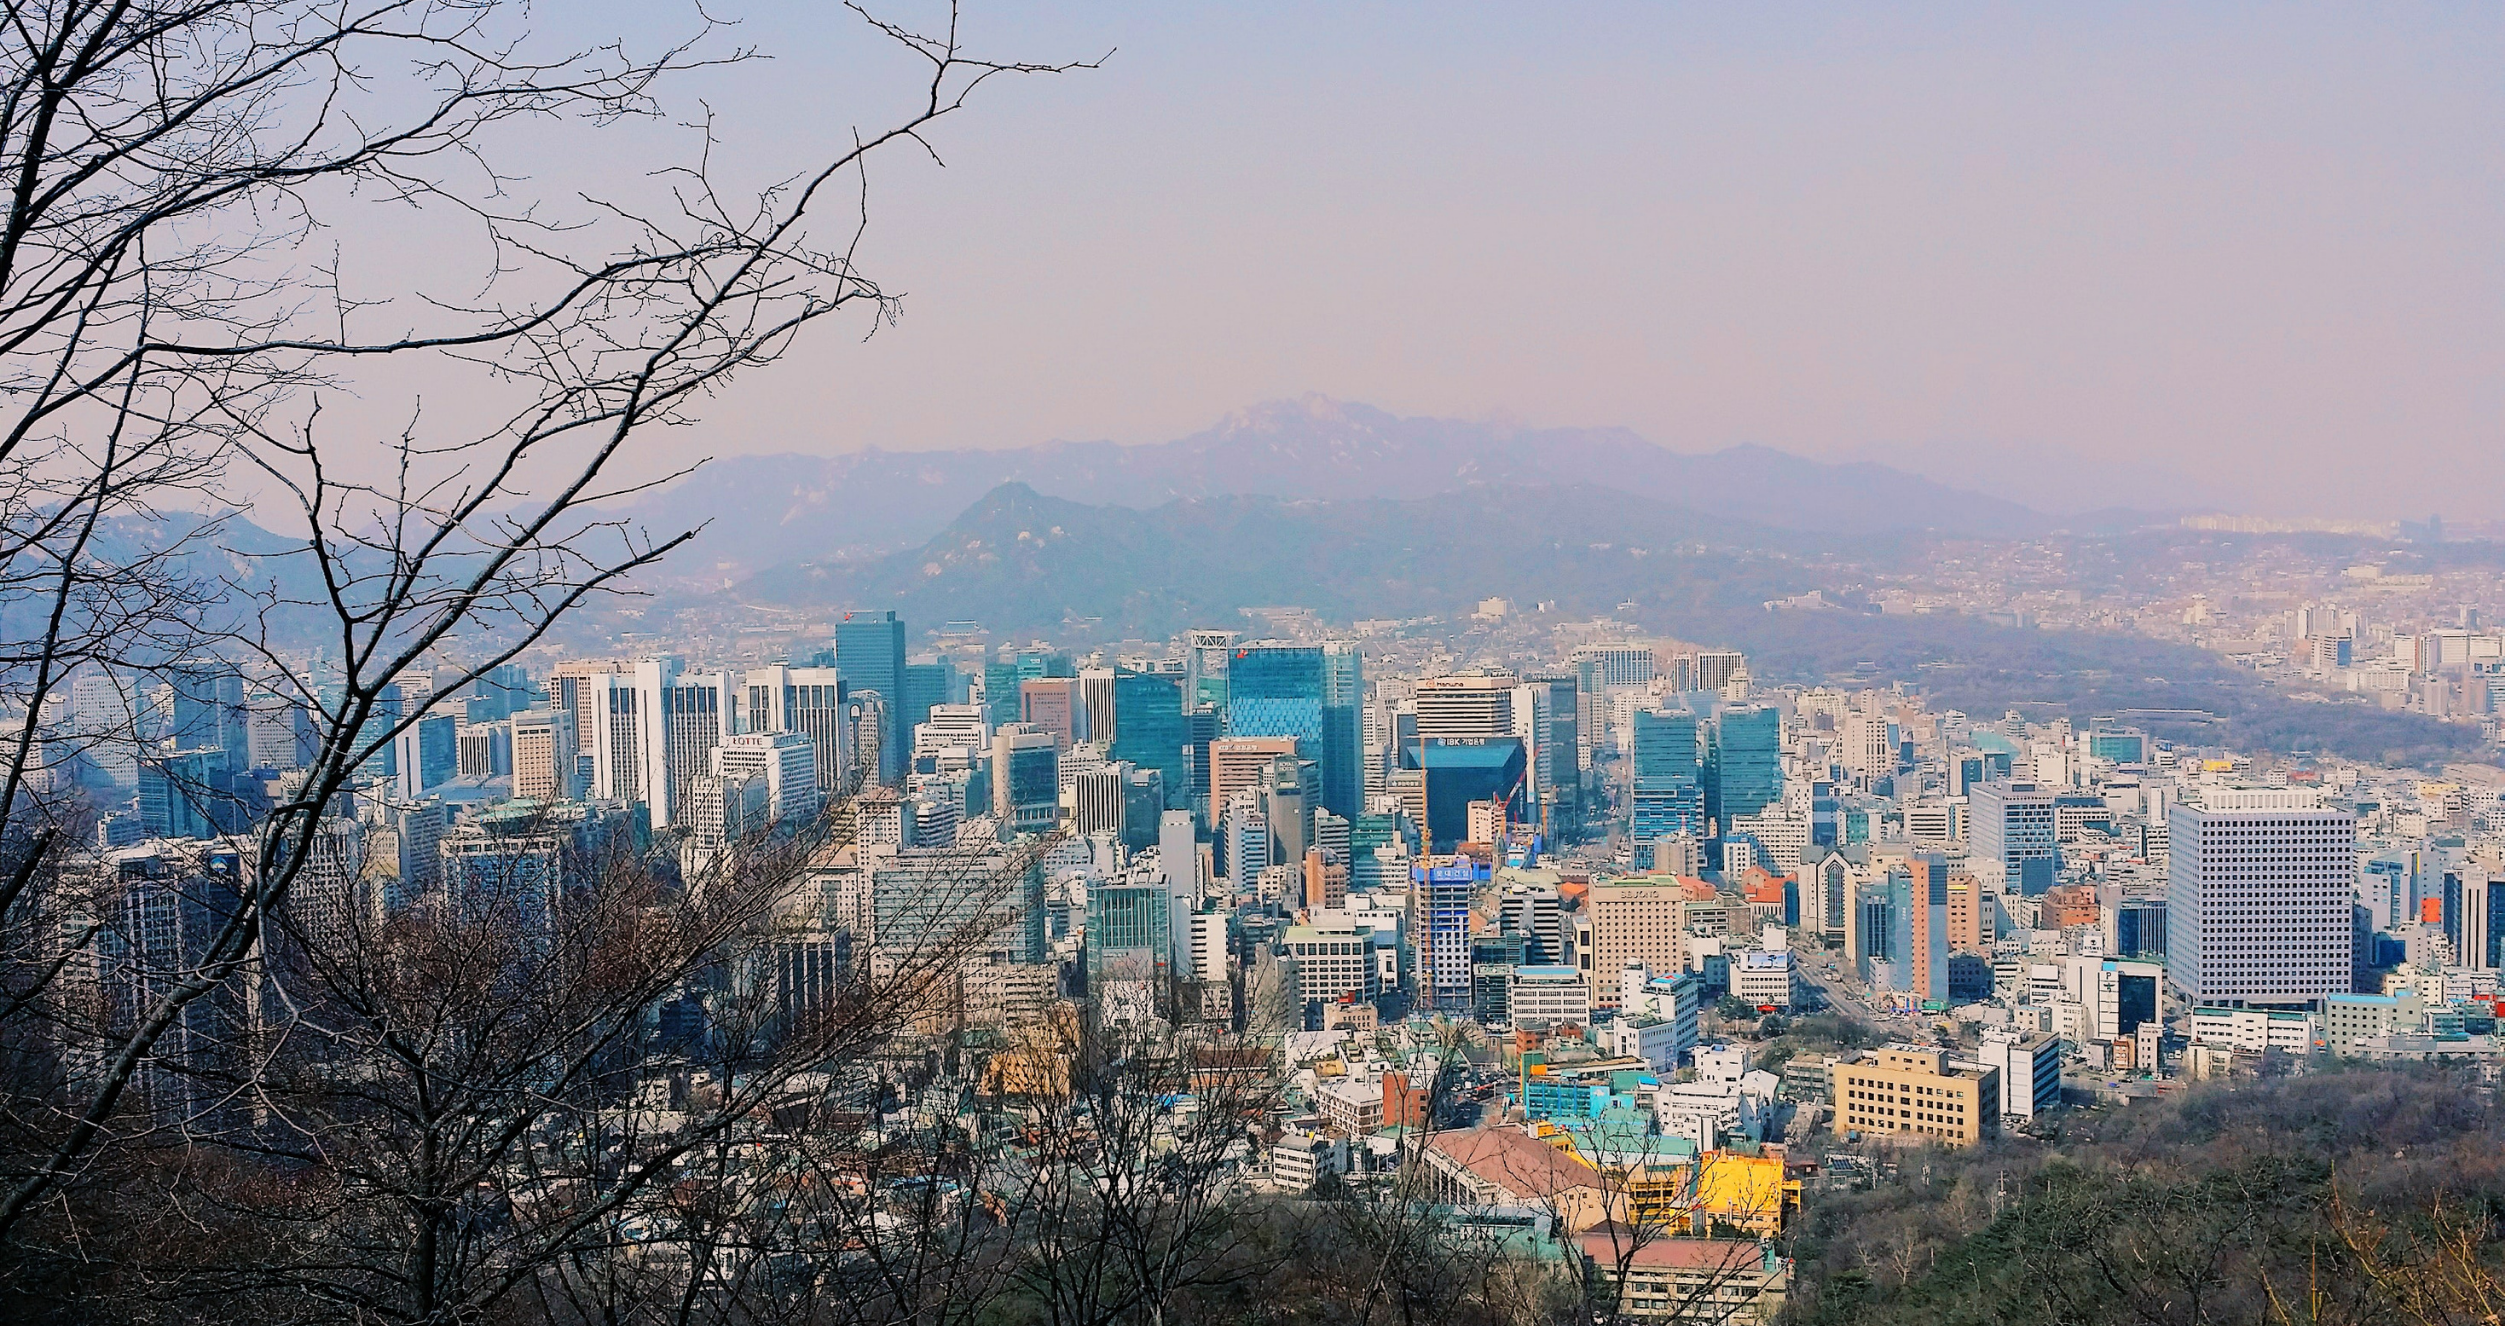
620,397,2056,578
735,480,1837,641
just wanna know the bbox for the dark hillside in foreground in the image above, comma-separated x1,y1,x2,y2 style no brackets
1788,1067,2505,1326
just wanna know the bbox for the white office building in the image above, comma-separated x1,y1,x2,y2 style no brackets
2164,789,2355,1004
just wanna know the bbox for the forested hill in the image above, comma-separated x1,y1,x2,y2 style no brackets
1787,1068,2505,1326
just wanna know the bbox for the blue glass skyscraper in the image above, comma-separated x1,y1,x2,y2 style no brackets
1705,705,1782,826
831,611,907,783
1629,708,1704,849
1227,643,1361,820
1320,642,1363,820
1110,670,1187,808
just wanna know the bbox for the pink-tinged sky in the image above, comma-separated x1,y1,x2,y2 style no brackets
523,2,2505,518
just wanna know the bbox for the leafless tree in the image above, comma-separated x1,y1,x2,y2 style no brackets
0,0,1091,1308
1007,1002,1286,1326
1320,1018,1545,1326
1562,1141,1793,1326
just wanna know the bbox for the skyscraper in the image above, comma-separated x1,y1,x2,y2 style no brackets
831,610,908,784
549,659,629,769
1109,670,1187,809
979,661,1023,730
1969,781,2060,894
990,723,1060,834
902,659,955,744
1019,677,1084,748
1906,853,1950,1004
744,665,848,800
2455,849,2505,973
1632,708,1700,780
1184,628,1237,711
1319,641,1364,820
1226,647,1331,810
1705,705,1781,828
1078,666,1118,746
2165,788,2354,1004
635,658,733,831
583,672,645,808
511,708,578,801
393,712,457,799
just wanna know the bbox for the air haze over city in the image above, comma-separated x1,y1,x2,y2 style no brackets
4,4,2504,1325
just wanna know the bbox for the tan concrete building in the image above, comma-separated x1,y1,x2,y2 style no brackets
1831,1045,2000,1146
1582,877,1725,1009
1210,736,1299,817
510,707,575,802
1946,872,1984,951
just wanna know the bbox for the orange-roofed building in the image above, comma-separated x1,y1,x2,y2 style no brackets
1743,871,1787,906
2041,883,2100,930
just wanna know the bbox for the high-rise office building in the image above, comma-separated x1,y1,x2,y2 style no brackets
1969,781,2060,894
1222,791,1269,888
636,658,733,831
167,658,250,771
2164,789,2355,1004
831,611,908,784
1184,628,1237,711
1228,644,1364,818
1413,674,1515,742
1320,642,1364,820
1850,869,1906,988
901,660,955,745
713,730,822,823
990,724,1060,834
1532,671,1582,836
1109,670,1187,809
510,708,578,801
393,712,457,800
744,665,848,800
1407,738,1528,853
1694,650,1747,693
1411,857,1478,1011
1705,705,1781,830
549,659,628,766
583,672,644,809
1020,677,1084,748
2453,850,2505,972
1568,643,1656,689
71,670,143,787
914,703,989,766
243,685,315,771
1183,707,1222,819
1629,707,1703,849
979,661,1023,730
1906,853,1950,1004
1209,735,1299,819
1078,666,1118,747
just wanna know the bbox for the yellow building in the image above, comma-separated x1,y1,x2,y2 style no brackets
1832,1046,1999,1146
1686,1150,1800,1236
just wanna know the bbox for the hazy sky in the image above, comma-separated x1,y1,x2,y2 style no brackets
549,2,2503,519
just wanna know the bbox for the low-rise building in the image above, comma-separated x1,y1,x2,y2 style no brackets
1419,1127,1614,1232
1511,964,1592,1029
2187,1005,2319,1055
1830,1045,2000,1146
1579,1237,1790,1323
1270,1131,1348,1192
2322,991,2425,1057
1977,1032,2062,1119
1731,949,1797,1009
